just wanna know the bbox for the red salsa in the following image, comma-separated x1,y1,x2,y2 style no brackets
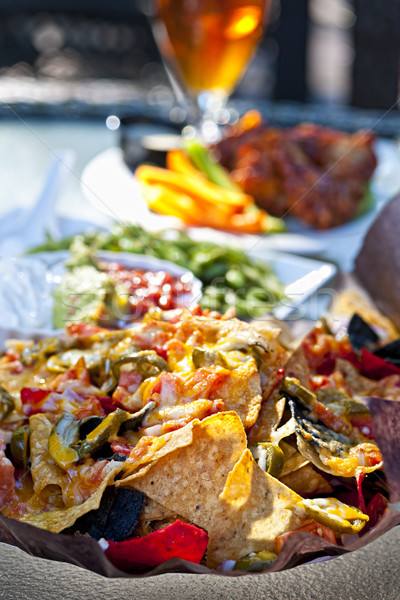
103,262,194,321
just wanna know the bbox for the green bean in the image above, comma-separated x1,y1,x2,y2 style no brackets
225,268,246,289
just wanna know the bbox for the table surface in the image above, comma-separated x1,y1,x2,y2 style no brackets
0,118,115,226
1,117,400,599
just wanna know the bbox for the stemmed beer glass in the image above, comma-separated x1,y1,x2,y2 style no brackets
154,0,271,139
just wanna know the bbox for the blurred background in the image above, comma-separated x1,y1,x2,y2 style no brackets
0,0,398,132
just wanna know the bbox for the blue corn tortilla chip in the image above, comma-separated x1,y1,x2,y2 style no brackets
67,487,146,542
348,313,379,351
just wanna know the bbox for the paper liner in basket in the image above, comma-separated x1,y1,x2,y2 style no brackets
1,394,400,578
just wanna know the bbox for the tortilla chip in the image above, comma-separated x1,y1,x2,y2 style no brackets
334,358,374,395
140,498,178,522
134,498,183,537
246,391,286,445
118,412,247,531
331,288,398,341
20,461,123,533
206,449,304,568
121,419,196,480
29,414,66,502
187,314,282,353
187,313,288,406
279,441,309,478
280,463,333,496
253,317,296,350
285,346,311,386
213,361,263,429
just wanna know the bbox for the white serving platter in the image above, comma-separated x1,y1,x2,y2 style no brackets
80,139,400,271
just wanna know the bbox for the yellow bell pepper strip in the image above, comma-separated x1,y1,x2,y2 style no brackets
229,210,270,235
136,164,251,211
142,181,241,230
141,183,201,224
166,148,208,180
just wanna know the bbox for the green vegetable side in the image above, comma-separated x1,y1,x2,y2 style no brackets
30,225,286,319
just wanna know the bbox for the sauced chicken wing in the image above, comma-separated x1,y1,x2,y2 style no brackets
214,119,377,230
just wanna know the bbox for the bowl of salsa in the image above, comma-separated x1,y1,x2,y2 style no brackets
0,251,202,341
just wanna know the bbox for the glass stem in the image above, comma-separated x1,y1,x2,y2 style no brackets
195,91,229,143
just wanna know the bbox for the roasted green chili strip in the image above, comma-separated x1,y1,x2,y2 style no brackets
111,351,170,381
119,401,156,434
192,348,228,369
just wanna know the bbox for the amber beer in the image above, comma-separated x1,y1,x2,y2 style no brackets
156,0,271,96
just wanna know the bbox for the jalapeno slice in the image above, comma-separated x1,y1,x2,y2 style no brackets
48,413,81,469
192,348,228,369
119,401,156,434
73,408,131,460
255,442,285,478
280,376,316,409
48,403,156,470
0,386,14,421
295,497,369,534
234,550,277,572
10,424,29,468
111,351,170,380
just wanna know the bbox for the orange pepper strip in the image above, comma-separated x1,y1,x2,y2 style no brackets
142,180,272,233
275,521,337,553
229,210,270,234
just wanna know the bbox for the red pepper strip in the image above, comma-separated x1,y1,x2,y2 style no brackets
312,401,348,433
350,414,375,439
268,368,286,397
105,520,209,569
356,472,367,513
20,388,48,405
275,521,336,553
110,439,135,456
365,493,388,530
98,396,121,415
66,322,108,337
153,345,168,361
360,348,400,380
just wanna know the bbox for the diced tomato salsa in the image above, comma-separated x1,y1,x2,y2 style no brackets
104,263,194,319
